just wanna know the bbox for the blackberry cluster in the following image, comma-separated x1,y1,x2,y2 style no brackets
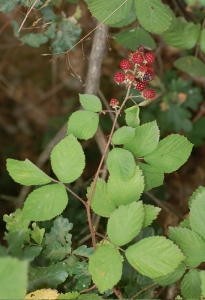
113,45,156,100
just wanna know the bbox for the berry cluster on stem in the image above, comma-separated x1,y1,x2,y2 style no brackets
111,45,156,108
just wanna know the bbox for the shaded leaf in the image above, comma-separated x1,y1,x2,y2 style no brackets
21,33,48,48
174,56,205,77
138,162,164,191
180,269,201,299
155,263,186,286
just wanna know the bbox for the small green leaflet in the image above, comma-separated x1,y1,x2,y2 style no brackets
155,263,186,286
22,184,68,221
71,261,91,291
3,209,30,234
112,126,135,145
88,244,122,293
138,162,164,191
21,33,48,48
43,241,71,263
107,202,144,246
143,204,161,228
144,134,193,173
180,269,201,300
0,257,28,299
115,27,156,51
174,56,205,77
107,166,144,207
87,0,133,25
31,223,45,245
189,188,205,241
6,158,51,186
125,106,140,128
188,185,205,209
67,111,99,140
124,121,159,158
134,0,172,34
51,134,85,183
72,245,94,258
106,148,136,181
162,17,200,49
88,178,116,217
200,271,205,298
125,236,185,278
169,227,205,267
79,94,102,112
20,246,42,262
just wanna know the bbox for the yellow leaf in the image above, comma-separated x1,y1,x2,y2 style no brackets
24,289,58,299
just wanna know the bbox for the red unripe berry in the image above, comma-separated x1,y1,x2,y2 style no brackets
132,53,144,64
110,98,119,108
135,81,146,91
120,59,131,70
142,89,156,99
114,72,125,83
144,52,155,63
126,73,135,82
139,65,148,73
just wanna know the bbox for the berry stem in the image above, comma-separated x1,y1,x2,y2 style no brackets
86,85,132,251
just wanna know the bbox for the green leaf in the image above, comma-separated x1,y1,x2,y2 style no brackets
186,117,205,147
125,236,185,278
0,257,28,299
110,4,136,28
138,162,164,191
78,294,103,299
11,20,20,37
51,134,85,183
43,216,73,247
180,269,201,300
67,111,99,140
107,166,144,207
20,246,42,262
124,121,159,157
0,0,19,13
155,263,186,286
180,219,191,229
3,209,30,234
115,27,156,51
31,223,45,244
22,184,68,221
200,271,205,298
87,0,133,25
71,261,91,291
45,23,57,39
188,185,205,209
43,241,71,263
28,263,68,292
174,56,205,77
162,17,200,49
112,126,135,145
144,134,193,173
88,178,116,218
134,0,172,34
125,106,140,128
79,94,102,112
88,244,122,293
107,202,144,246
72,245,94,258
6,158,51,186
199,28,205,54
21,33,48,48
4,230,24,257
51,20,82,53
20,0,42,7
169,227,205,267
106,148,136,180
189,188,205,241
143,204,161,228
